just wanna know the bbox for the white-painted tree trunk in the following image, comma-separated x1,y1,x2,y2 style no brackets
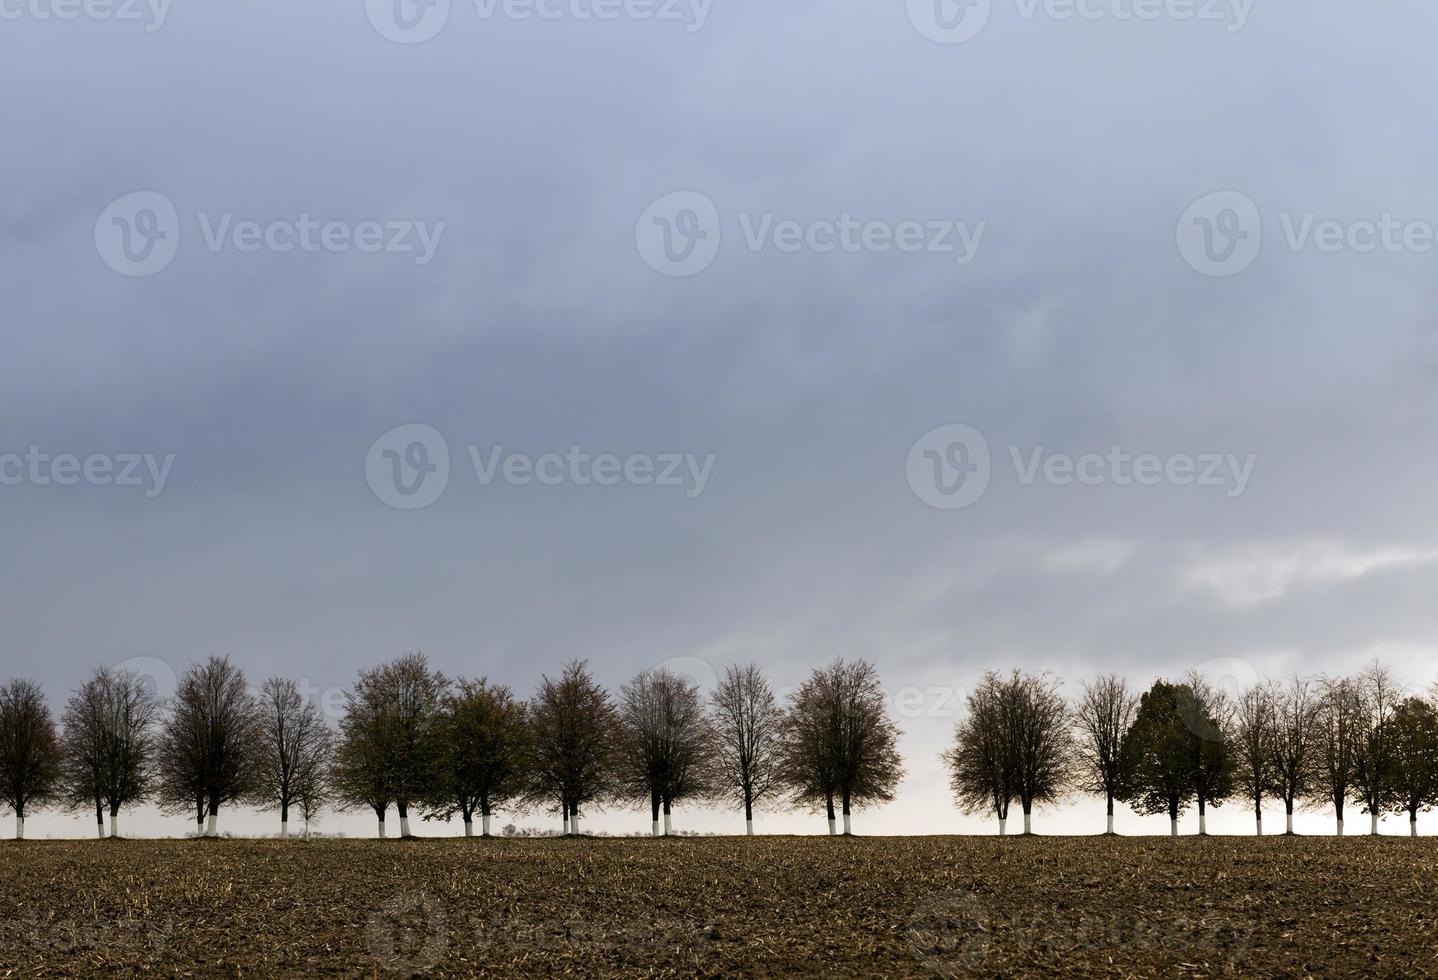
109,815,119,838
98,820,107,840
1198,813,1207,835
1286,811,1294,834
652,819,661,837
1371,812,1379,836
1337,817,1344,837
15,815,23,840
464,819,474,838
482,814,491,837
1412,819,1419,838
280,821,289,840
562,814,570,835
843,813,852,835
378,818,386,839
1255,815,1262,837
399,815,411,838
571,813,580,835
205,813,217,837
304,818,311,839
998,818,1007,837
1170,818,1179,837
1106,813,1115,835
746,819,754,836
827,817,837,836
1023,811,1032,835
665,813,673,835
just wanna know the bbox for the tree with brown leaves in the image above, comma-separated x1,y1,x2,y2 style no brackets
0,679,63,840
781,659,902,836
527,660,618,835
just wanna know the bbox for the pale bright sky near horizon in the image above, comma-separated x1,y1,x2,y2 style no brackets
5,2,1438,839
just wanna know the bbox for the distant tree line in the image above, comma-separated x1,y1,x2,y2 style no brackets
2,658,1434,839
946,663,1438,837
0,656,903,839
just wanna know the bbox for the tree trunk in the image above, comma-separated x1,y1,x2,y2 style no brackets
1197,798,1207,836
377,815,386,839
1023,809,1032,835
109,811,119,839
15,812,23,840
1170,818,1179,837
663,799,673,836
463,814,474,838
96,799,106,840
1336,817,1344,837
825,795,836,836
1254,798,1262,837
562,802,570,836
1370,811,1379,836
745,794,754,837
206,801,219,838
841,794,852,836
1286,802,1295,835
1411,807,1419,838
482,811,491,837
281,801,289,840
571,811,580,835
1106,796,1115,835
998,817,1007,837
652,795,661,837
397,802,411,839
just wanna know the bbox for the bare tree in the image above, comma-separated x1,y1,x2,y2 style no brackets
1386,696,1438,837
617,668,713,836
1313,674,1364,836
252,677,332,839
1351,662,1401,835
61,667,158,839
295,765,331,839
1006,672,1072,835
156,657,261,837
1232,683,1276,836
0,679,63,839
527,660,618,835
425,678,530,837
1074,675,1137,835
1267,675,1317,835
945,672,1014,835
1181,671,1236,836
781,659,902,835
710,664,783,836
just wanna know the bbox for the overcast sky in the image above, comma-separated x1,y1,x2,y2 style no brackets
5,1,1438,838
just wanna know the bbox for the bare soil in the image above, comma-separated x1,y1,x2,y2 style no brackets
0,835,1433,977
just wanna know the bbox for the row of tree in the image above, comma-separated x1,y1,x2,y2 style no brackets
0,656,904,839
3,658,1434,839
949,664,1438,837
